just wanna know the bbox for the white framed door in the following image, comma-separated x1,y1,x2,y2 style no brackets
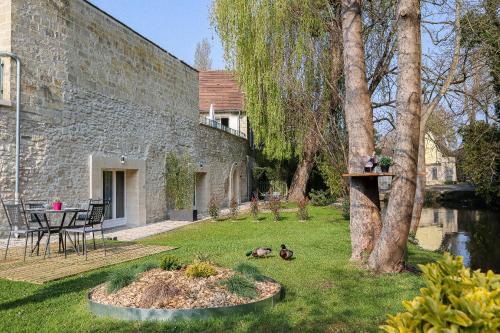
103,170,127,227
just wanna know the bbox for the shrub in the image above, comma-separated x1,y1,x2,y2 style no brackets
309,189,331,206
208,196,219,220
185,262,217,278
164,152,194,210
229,197,239,219
159,255,182,271
220,275,257,298
107,262,157,293
342,198,350,220
268,193,281,221
296,197,310,221
250,196,259,219
380,253,500,332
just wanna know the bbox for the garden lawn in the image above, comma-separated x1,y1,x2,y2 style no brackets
0,206,440,333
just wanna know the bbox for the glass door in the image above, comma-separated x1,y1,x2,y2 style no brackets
102,170,126,223
103,171,113,220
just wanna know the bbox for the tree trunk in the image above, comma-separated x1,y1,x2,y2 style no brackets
410,124,426,234
288,130,319,202
369,0,422,273
341,0,382,260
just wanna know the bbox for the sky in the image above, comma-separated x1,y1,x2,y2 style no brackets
88,0,226,69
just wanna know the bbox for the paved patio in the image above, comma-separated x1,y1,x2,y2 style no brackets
0,242,174,284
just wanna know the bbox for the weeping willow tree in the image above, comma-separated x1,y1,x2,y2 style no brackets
212,0,346,201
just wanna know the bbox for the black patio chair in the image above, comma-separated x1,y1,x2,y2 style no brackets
63,199,109,260
1,198,46,261
22,199,48,255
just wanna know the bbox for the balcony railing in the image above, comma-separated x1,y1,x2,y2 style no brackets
200,117,247,139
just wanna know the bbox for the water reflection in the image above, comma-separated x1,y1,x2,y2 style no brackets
416,208,500,272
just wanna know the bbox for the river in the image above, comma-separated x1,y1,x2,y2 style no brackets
416,207,500,272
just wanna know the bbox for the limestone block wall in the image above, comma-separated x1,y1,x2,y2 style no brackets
196,124,249,208
0,0,249,226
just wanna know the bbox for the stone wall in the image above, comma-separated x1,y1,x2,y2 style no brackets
196,124,249,208
0,0,249,225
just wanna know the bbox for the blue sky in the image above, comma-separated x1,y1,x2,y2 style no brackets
88,0,225,69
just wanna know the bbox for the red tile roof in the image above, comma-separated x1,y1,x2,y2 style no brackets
199,71,244,112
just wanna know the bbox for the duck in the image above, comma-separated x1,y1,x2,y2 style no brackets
246,247,272,258
279,244,294,260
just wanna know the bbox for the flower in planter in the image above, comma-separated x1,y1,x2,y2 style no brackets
379,156,393,172
52,198,62,210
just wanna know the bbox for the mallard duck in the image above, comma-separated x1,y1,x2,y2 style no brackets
246,247,272,258
279,244,294,260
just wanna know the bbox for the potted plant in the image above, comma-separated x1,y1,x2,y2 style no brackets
379,156,393,173
52,198,62,211
164,152,196,221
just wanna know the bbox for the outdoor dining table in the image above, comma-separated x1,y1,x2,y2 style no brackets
25,207,87,258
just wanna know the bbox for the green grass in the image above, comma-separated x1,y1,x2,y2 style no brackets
0,206,440,332
107,262,157,293
220,275,257,298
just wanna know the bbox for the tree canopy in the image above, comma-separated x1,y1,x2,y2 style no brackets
212,0,339,160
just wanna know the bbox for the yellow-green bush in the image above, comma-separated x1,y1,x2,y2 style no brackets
185,262,217,278
380,253,500,333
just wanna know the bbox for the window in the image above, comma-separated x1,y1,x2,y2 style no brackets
221,117,229,127
432,167,438,180
445,167,453,181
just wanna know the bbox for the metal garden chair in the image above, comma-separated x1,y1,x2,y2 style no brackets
63,199,109,260
1,198,47,261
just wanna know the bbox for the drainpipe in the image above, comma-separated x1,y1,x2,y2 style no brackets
0,52,21,202
237,109,241,134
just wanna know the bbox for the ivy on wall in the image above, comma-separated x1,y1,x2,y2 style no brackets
164,152,194,210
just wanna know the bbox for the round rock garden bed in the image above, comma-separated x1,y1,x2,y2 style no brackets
88,265,282,321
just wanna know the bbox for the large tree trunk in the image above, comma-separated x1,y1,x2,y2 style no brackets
369,0,422,273
288,129,319,202
410,124,426,235
341,0,382,260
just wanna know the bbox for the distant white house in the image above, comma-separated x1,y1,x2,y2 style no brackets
378,132,457,189
425,133,457,185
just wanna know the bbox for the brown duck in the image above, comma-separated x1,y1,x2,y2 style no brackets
280,244,294,260
246,247,272,258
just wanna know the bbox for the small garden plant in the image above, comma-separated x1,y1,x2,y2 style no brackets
208,196,220,220
159,255,182,271
250,196,259,220
342,198,350,220
229,197,239,219
309,189,332,206
268,193,281,222
185,262,217,278
220,275,257,298
380,253,500,332
296,197,310,221
107,262,157,293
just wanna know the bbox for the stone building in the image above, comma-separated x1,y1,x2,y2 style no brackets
198,71,249,138
0,0,249,227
